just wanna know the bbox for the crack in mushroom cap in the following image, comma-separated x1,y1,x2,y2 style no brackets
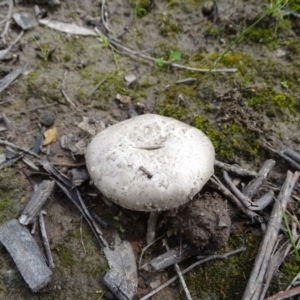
85,114,215,211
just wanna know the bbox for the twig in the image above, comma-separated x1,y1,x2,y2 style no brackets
116,10,134,40
0,62,28,94
61,71,77,108
243,159,276,198
94,27,237,73
264,143,300,170
88,77,106,99
0,0,13,44
39,212,55,269
139,234,165,270
210,175,263,222
140,247,246,300
80,216,87,255
242,171,300,300
284,148,300,165
163,238,192,300
264,285,300,300
0,30,24,60
2,113,12,130
214,160,257,177
101,0,112,35
4,103,57,117
0,139,40,158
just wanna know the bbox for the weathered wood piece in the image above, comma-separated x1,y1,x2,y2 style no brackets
284,148,300,165
39,160,106,247
143,244,199,271
243,159,276,198
103,231,138,300
242,171,299,300
214,160,258,177
0,219,52,292
0,62,28,94
19,180,55,225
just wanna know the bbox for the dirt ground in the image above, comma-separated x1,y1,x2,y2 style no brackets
1,0,300,299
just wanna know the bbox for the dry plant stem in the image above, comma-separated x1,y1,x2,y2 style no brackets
39,212,55,270
264,144,300,170
163,238,192,300
242,171,300,300
214,160,257,177
80,216,87,255
284,148,300,165
0,0,13,43
0,139,40,158
5,103,57,116
138,234,165,270
101,0,111,34
0,30,24,60
61,71,77,108
243,159,276,198
264,285,300,300
140,247,246,300
223,170,253,208
209,175,262,222
94,28,237,73
146,211,159,245
2,112,12,130
254,190,274,210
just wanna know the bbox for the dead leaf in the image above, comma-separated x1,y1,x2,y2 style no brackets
43,128,58,146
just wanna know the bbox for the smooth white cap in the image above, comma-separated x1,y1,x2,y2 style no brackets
85,114,215,211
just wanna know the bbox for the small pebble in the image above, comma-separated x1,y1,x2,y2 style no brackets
40,111,55,127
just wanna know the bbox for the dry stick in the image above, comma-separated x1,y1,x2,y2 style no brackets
39,212,55,270
101,0,111,34
163,238,192,300
224,170,274,211
0,0,13,43
214,160,258,177
242,170,300,300
94,27,237,73
284,148,300,165
209,175,263,222
223,170,253,208
61,71,77,108
0,30,24,60
243,159,276,199
0,139,40,158
140,247,246,300
264,285,300,300
139,234,165,270
264,144,300,170
5,103,57,116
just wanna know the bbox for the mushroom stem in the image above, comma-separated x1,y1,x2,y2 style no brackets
146,211,159,245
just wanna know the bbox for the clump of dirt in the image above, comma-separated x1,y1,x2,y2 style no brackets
163,191,231,250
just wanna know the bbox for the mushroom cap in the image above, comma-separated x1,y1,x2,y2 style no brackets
85,114,215,211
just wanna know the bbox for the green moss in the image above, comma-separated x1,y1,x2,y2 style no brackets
192,115,262,162
182,234,260,299
246,89,297,115
54,243,75,267
243,28,278,50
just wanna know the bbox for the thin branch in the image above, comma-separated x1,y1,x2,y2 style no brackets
264,285,300,300
61,71,77,108
242,171,300,300
209,175,263,222
163,238,192,300
0,139,40,158
214,160,257,177
39,212,55,270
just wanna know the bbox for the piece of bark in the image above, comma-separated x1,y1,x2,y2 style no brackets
0,219,52,292
143,244,199,271
0,63,28,94
19,180,55,225
103,231,138,300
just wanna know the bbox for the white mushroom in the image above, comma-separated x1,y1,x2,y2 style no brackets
85,114,215,243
